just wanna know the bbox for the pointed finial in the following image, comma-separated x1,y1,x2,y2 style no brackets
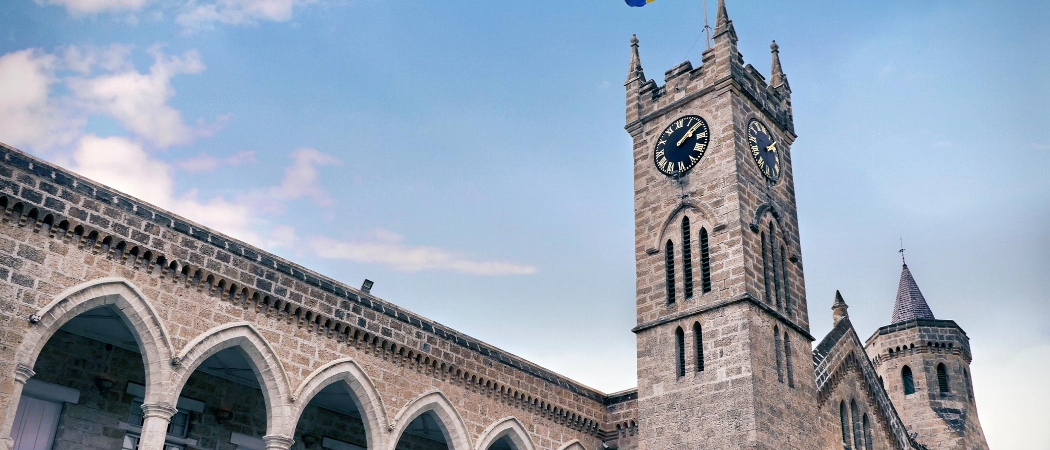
626,34,645,84
770,40,786,88
832,290,849,326
899,237,906,266
713,0,738,44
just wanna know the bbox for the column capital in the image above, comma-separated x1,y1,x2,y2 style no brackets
263,434,296,450
139,402,178,420
13,364,35,384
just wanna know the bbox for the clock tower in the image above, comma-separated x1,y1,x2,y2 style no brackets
626,1,822,448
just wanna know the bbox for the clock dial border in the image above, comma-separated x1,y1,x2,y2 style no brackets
652,114,711,177
747,118,781,183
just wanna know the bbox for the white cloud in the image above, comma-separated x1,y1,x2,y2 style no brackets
36,0,148,15
175,150,256,173
270,147,341,205
176,0,316,29
67,45,211,148
307,231,538,276
0,49,83,150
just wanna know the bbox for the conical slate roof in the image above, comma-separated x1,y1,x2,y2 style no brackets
891,264,936,324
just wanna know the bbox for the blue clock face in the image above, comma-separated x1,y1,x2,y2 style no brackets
748,119,780,183
653,115,710,176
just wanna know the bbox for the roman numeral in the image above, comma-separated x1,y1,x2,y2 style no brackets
675,119,685,129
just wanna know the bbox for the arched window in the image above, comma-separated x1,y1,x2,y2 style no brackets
863,414,873,450
665,240,676,304
851,400,864,450
693,322,705,372
780,244,792,314
839,401,851,447
784,331,795,388
902,365,915,395
682,218,694,298
774,326,783,383
675,327,686,378
769,223,782,309
761,231,772,304
937,363,950,393
699,227,712,293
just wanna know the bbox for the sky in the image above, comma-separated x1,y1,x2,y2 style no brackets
1,0,1048,447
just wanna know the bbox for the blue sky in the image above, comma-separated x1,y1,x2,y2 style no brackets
1,0,1047,447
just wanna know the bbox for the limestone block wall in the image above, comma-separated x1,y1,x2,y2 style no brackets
865,321,988,450
0,144,608,450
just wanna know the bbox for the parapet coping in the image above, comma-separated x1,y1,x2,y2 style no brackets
0,142,623,404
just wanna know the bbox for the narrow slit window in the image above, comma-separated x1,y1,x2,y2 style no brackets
682,218,694,298
774,326,783,383
851,400,864,450
699,227,712,293
761,232,772,304
769,222,782,309
693,322,705,372
863,414,873,450
784,331,795,388
665,240,676,304
937,363,950,393
902,365,915,395
675,327,686,378
839,401,851,447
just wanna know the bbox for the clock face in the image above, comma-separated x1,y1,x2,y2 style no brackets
747,119,781,182
653,115,710,176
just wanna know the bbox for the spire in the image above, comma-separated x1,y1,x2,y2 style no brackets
626,34,645,84
770,40,788,89
832,290,849,326
891,263,936,324
713,0,738,43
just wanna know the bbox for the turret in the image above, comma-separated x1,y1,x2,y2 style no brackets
832,290,849,326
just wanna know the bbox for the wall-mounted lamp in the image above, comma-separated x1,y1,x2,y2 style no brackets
361,279,374,294
213,407,233,424
93,376,115,394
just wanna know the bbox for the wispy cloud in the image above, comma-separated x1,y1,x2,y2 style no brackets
35,0,148,15
308,231,538,276
175,150,256,173
176,0,317,29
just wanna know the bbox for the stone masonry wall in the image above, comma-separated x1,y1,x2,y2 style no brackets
0,144,606,450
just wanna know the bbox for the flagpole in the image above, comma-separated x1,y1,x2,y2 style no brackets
702,0,712,49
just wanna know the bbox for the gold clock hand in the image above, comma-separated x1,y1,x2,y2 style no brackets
676,122,704,147
767,141,779,153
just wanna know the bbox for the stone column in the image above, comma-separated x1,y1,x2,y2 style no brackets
137,402,178,450
0,364,36,450
263,434,296,450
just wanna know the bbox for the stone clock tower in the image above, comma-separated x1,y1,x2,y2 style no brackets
626,1,822,448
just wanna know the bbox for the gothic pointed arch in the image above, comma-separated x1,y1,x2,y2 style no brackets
286,358,389,449
15,278,174,396
388,390,471,450
170,322,292,435
555,440,586,450
748,201,783,233
651,201,715,252
474,417,536,450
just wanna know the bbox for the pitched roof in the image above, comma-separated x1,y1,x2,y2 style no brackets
891,264,936,324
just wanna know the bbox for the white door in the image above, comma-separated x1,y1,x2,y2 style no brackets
10,395,62,450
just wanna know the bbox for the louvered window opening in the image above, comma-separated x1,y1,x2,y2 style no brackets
699,228,712,293
665,240,676,304
902,366,916,395
693,322,705,372
761,232,772,304
682,218,694,299
769,223,782,309
675,327,686,378
784,332,795,388
937,363,950,393
780,245,791,314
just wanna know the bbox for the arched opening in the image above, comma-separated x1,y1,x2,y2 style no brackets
937,363,950,393
395,410,451,449
693,322,705,372
862,413,873,450
768,222,782,309
290,360,386,450
391,392,469,450
11,304,157,450
675,327,686,378
783,331,794,388
761,231,772,304
902,365,915,395
839,401,851,447
850,399,863,450
699,227,712,293
774,326,783,383
476,418,534,450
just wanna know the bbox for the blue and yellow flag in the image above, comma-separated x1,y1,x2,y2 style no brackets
625,0,656,6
